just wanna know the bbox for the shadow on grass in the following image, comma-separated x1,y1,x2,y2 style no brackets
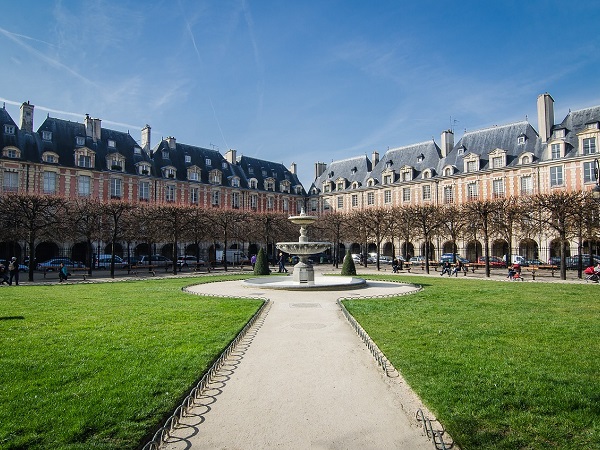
0,316,25,321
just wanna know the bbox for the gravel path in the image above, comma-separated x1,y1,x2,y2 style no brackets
161,278,439,450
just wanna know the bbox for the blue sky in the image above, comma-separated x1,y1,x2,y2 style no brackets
1,0,599,185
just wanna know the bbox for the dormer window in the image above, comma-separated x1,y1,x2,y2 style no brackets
138,163,151,175
76,136,85,146
518,136,526,145
209,169,222,185
189,171,199,181
586,122,599,130
248,166,254,175
550,142,562,160
401,167,413,181
280,180,290,193
265,178,275,191
42,130,52,141
206,158,212,166
492,156,504,168
295,186,303,194
457,146,465,155
134,147,141,155
3,147,20,159
4,125,15,135
555,129,566,139
107,139,116,148
43,152,59,164
75,148,95,168
386,160,393,168
351,167,357,174
583,137,597,155
464,155,480,173
185,155,191,163
108,154,124,171
262,169,267,177
422,170,431,179
328,171,334,178
164,167,176,179
162,150,169,159
417,154,424,163
383,174,393,184
231,177,240,187
249,178,258,189
521,155,531,165
222,161,228,169
78,154,92,168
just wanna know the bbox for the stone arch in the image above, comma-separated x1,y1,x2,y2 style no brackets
465,240,482,262
518,238,539,260
350,243,361,254
491,239,508,258
35,241,60,263
420,242,435,260
399,241,414,259
0,241,23,262
103,243,124,257
382,242,393,257
72,242,91,266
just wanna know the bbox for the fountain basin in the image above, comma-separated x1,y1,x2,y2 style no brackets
276,242,331,255
243,275,367,291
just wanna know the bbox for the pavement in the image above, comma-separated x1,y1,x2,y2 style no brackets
161,276,437,450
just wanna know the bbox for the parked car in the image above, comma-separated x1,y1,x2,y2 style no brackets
177,255,205,269
37,258,85,271
524,258,544,267
439,253,468,265
122,256,141,267
378,256,394,264
409,256,426,264
95,254,127,269
548,256,562,266
566,254,600,268
477,256,506,267
138,255,173,267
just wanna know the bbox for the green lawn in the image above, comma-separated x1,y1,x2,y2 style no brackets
0,275,262,450
343,276,600,450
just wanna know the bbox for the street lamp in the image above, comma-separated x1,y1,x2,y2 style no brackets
590,159,600,267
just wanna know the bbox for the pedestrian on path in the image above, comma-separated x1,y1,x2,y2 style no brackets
278,252,288,273
8,257,19,285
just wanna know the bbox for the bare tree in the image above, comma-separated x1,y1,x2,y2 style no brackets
208,208,248,270
66,198,103,275
408,204,443,273
315,211,349,268
0,194,68,281
390,206,415,261
154,204,194,274
524,192,584,280
100,199,134,278
363,207,394,270
438,204,466,260
463,200,499,277
490,196,522,266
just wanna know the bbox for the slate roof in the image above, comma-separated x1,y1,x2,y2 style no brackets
0,105,39,162
310,155,372,193
371,140,441,181
238,155,304,193
553,105,600,157
442,121,540,173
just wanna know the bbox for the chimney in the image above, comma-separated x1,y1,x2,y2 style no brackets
166,136,176,149
314,162,327,179
141,124,151,151
20,101,34,132
84,114,94,138
441,130,454,158
92,118,101,142
372,151,380,167
225,149,237,164
289,162,297,175
537,92,554,143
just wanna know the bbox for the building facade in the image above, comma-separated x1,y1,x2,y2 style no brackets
308,93,600,262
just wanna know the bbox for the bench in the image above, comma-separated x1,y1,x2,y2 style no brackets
69,267,91,281
129,265,158,276
192,263,211,273
523,265,558,280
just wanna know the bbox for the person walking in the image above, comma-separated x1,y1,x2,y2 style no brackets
8,257,19,285
278,252,288,273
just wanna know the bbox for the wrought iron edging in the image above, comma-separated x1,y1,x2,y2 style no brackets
141,295,270,450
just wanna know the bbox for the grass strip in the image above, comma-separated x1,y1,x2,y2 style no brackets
0,275,261,450
343,275,600,450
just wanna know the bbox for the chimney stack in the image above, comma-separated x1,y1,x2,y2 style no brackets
314,162,327,179
225,149,237,164
289,162,297,175
441,130,454,158
537,93,555,143
20,101,34,132
92,118,101,142
84,114,93,138
141,125,151,151
371,151,380,167
166,136,176,149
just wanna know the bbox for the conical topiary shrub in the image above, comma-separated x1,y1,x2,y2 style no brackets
341,250,357,276
254,248,270,275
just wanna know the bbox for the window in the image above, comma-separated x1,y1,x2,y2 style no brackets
109,157,123,171
110,178,122,199
76,136,85,146
134,147,141,155
283,198,289,211
185,155,191,163
165,167,176,178
165,185,175,202
402,187,411,202
367,192,375,205
42,130,52,141
78,154,92,168
324,184,331,193
250,194,258,209
43,171,56,194
583,138,597,155
467,182,478,201
189,171,199,181
3,171,18,192
422,184,431,201
139,181,150,201
262,169,267,177
210,171,221,184
248,167,254,175
443,186,454,204
266,180,275,191
520,176,533,195
4,125,15,135
467,160,478,172
551,143,561,160
232,192,240,208
190,187,198,204
518,136,526,144
107,139,116,148
337,196,344,208
444,167,453,176
417,154,424,163
296,199,304,213
521,155,530,164
267,197,274,210
402,170,412,181
550,166,563,187
492,179,504,198
78,175,91,197
584,161,597,183
249,179,257,189
384,190,392,204
351,194,358,207
337,182,345,191
139,165,150,176
222,161,228,169
43,152,57,163
310,199,317,212
232,178,240,187
6,148,18,158
383,174,392,184
492,156,504,169
211,190,220,206
162,151,169,159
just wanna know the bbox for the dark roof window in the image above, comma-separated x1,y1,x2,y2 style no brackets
76,136,85,146
4,124,15,135
42,130,52,141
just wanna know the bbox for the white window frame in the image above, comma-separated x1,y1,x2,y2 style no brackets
422,184,431,201
43,171,57,194
110,178,122,199
550,166,563,187
520,175,533,195
139,181,150,201
3,171,18,192
78,175,91,197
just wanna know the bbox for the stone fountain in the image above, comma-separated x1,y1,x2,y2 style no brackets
243,208,366,290
276,208,330,284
